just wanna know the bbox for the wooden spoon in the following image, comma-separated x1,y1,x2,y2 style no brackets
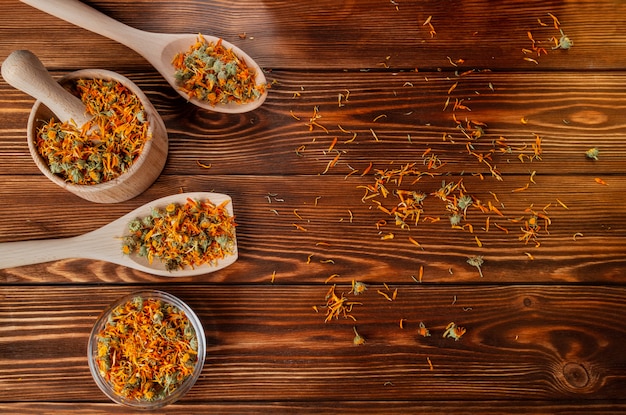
21,0,268,114
1,49,92,128
0,192,238,277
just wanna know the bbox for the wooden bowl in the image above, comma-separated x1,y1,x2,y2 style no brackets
27,69,168,203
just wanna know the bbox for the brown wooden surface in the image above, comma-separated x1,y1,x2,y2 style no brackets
1,0,625,413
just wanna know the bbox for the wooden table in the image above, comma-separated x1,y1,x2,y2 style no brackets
1,0,626,413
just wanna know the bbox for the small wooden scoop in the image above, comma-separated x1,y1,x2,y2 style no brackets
0,192,238,277
2,49,92,128
21,0,268,113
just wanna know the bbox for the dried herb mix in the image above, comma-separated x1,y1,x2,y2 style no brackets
36,78,150,185
95,296,198,402
122,198,236,271
172,34,266,105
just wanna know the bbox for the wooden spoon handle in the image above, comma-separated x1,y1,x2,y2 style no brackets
21,0,163,59
0,237,84,269
1,50,91,126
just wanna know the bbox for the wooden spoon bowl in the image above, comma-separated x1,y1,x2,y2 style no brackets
0,192,238,277
27,68,168,203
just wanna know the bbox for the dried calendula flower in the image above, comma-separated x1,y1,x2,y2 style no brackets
36,78,150,185
585,147,599,161
350,280,368,295
457,194,473,212
417,321,431,337
449,213,463,227
467,255,484,278
353,326,366,346
122,198,236,271
172,34,266,106
322,285,361,323
95,296,198,401
443,322,466,341
553,29,573,50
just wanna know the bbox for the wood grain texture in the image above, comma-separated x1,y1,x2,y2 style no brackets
1,0,626,412
3,70,626,177
2,402,626,414
1,285,625,403
2,0,626,71
0,174,624,285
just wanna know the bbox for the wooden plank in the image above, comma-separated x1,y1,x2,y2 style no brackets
2,0,626,71
2,70,626,177
1,285,625,402
1,401,626,414
0,174,624,284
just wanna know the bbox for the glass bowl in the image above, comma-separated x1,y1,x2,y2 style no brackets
88,290,206,409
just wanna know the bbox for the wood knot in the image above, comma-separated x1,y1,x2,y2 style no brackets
569,109,608,125
562,362,589,388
